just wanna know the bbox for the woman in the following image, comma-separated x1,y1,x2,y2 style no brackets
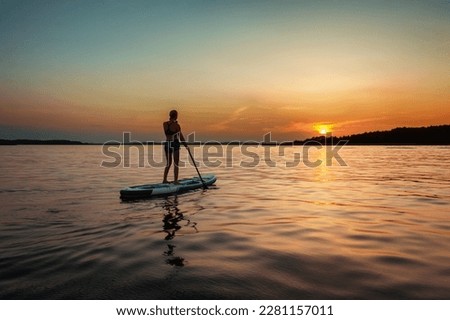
163,110,187,184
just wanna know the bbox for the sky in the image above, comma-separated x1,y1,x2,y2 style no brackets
0,0,449,142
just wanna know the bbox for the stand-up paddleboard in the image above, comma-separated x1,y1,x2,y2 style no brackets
120,174,216,200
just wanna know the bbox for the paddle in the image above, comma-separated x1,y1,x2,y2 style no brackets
185,144,208,189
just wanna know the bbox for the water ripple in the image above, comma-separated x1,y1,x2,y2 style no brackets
0,146,449,299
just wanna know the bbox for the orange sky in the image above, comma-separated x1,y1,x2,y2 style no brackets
1,1,449,142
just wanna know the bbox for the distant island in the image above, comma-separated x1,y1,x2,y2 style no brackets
0,139,88,145
294,125,450,146
1,125,449,145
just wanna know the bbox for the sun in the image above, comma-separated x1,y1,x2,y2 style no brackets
313,123,333,135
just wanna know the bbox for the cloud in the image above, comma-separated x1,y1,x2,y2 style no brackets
212,106,249,131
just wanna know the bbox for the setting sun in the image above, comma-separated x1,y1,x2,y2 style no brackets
314,124,333,136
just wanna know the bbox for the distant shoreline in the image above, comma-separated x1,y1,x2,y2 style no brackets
2,142,449,146
1,125,449,146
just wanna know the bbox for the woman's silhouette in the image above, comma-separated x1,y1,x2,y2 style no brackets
162,110,187,184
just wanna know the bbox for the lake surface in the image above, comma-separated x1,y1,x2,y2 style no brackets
0,145,449,299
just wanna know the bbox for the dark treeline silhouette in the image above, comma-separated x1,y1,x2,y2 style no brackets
295,125,450,145
0,139,86,145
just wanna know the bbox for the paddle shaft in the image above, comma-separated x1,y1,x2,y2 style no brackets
185,145,207,189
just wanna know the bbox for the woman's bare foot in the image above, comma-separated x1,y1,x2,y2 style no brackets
162,180,169,184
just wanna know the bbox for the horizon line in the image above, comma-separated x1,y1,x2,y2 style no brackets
1,124,449,146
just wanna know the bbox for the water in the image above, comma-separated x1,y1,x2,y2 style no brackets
0,145,449,299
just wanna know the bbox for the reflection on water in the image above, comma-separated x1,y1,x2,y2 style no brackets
161,197,198,267
0,145,449,299
162,197,183,241
164,244,184,267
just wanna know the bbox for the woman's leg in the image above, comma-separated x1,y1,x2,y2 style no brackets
173,149,180,183
163,147,172,183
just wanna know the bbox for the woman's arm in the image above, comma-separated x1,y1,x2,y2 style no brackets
163,122,171,135
179,128,188,147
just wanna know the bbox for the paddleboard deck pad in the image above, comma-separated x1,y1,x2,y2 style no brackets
120,174,216,200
